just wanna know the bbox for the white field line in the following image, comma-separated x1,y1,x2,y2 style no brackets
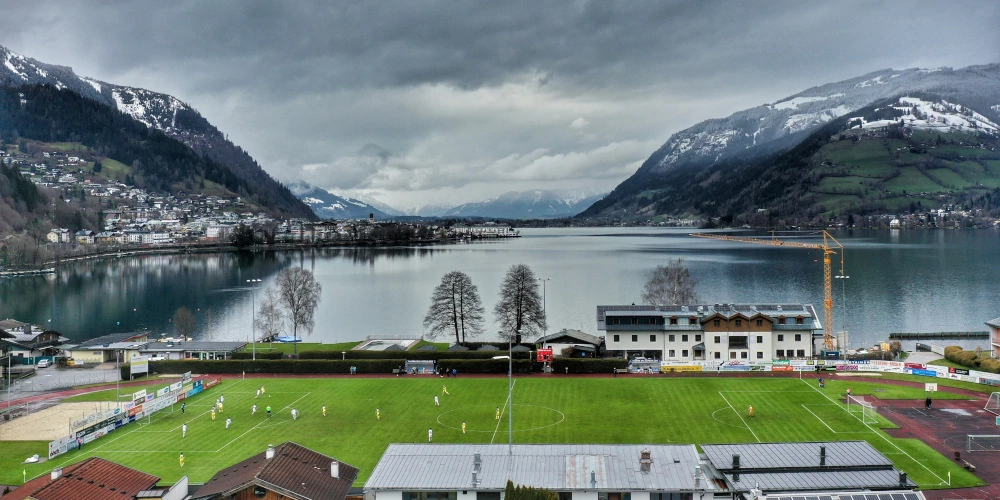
798,378,946,484
216,392,311,453
490,380,516,444
801,404,839,433
718,391,760,443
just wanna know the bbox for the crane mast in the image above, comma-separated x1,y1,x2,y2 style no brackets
690,231,845,351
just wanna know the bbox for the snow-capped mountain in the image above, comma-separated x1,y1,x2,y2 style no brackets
583,64,1000,217
0,45,313,219
288,181,393,220
444,189,607,219
849,96,999,133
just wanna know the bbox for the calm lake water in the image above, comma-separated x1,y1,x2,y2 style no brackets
1,228,996,351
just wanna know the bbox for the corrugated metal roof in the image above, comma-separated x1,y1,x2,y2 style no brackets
702,441,892,471
365,444,713,493
75,331,150,348
724,469,913,492
762,491,924,500
597,304,816,323
140,341,247,352
987,317,1000,328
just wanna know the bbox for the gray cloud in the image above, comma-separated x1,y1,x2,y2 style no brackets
4,0,999,210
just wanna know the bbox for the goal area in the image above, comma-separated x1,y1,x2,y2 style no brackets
985,392,1000,416
846,395,878,425
966,434,1000,453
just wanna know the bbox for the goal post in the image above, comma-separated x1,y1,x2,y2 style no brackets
985,392,1000,416
847,395,878,425
966,434,1000,453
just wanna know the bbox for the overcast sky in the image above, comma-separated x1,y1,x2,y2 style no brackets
5,1,999,210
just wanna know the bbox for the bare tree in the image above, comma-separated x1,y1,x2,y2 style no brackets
493,264,546,343
173,307,196,341
276,267,322,357
254,287,285,343
641,258,699,306
424,271,485,344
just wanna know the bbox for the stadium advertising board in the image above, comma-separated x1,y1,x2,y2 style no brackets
771,365,794,372
132,388,146,402
131,356,149,376
182,371,192,383
908,368,937,377
661,364,702,373
48,435,76,458
537,348,553,362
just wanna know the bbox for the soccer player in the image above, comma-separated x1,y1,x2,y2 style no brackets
256,389,261,398
376,408,381,420
252,404,257,415
211,408,216,421
428,427,433,442
925,397,932,409
495,407,500,420
181,402,186,414
434,396,440,407
461,421,466,434
220,394,225,404
226,418,232,429
291,408,299,421
322,405,327,417
442,385,449,395
748,405,755,417
218,402,223,414
182,424,187,438
846,388,852,397
179,453,185,468
261,385,266,395
818,377,824,388
266,405,272,418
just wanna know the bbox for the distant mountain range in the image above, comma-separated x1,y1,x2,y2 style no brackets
0,45,313,219
291,183,606,220
583,64,1000,222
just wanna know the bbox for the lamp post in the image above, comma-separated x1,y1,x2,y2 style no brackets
537,277,551,335
246,279,262,361
834,274,849,349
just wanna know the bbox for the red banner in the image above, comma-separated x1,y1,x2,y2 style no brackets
771,365,794,372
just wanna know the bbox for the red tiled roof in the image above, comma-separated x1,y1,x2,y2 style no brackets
192,442,358,500
3,457,160,500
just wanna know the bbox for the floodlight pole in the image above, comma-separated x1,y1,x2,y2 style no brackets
509,330,514,455
537,278,550,335
115,350,120,403
246,279,262,361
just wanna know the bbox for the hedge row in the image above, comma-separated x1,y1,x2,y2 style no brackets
298,350,533,361
551,358,627,374
232,352,284,360
944,346,1000,374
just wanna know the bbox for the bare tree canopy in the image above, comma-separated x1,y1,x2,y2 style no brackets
254,287,286,343
173,307,196,340
276,267,322,356
424,271,485,344
641,258,699,306
493,264,546,342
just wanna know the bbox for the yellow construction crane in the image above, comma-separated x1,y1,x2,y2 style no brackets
690,230,845,351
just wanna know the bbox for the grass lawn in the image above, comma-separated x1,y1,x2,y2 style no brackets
246,341,361,354
0,376,981,489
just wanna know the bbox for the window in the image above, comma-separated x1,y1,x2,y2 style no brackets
756,351,763,359
713,319,721,327
609,318,618,325
735,319,742,327
477,493,501,500
613,335,619,342
777,334,784,341
631,335,638,342
714,352,721,359
776,349,785,357
557,493,573,500
729,336,748,349
756,336,763,343
714,336,721,343
730,351,737,359
778,317,786,325
689,316,697,325
632,318,638,325
405,492,457,500
796,317,805,325
650,335,656,342
796,349,806,357
682,350,689,357
682,334,689,342
695,335,702,342
668,349,675,357
669,317,678,325
795,334,802,342
756,319,763,326
668,335,675,342
741,352,748,359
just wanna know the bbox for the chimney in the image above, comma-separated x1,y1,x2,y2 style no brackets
693,466,702,488
639,449,652,472
899,472,908,486
331,460,340,479
51,467,63,481
819,445,826,466
474,453,482,469
590,471,596,488
472,470,478,488
265,444,275,459
732,454,740,469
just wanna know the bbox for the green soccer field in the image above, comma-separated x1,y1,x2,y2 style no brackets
1,375,982,489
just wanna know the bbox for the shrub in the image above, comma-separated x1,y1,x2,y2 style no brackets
231,352,284,360
145,359,405,375
437,359,540,374
299,350,533,361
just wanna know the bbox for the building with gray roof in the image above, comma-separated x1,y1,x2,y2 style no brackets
987,316,1000,358
365,444,718,500
596,303,821,363
701,441,917,496
139,341,247,360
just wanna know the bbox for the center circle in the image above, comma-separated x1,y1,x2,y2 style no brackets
437,404,565,433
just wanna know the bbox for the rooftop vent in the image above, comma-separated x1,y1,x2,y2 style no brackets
899,472,908,486
331,460,339,479
819,445,826,466
265,444,275,459
51,467,63,481
639,449,652,472
590,471,596,488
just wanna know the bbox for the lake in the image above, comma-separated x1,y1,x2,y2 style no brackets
1,228,996,351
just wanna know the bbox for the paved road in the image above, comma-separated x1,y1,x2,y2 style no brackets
1,366,121,405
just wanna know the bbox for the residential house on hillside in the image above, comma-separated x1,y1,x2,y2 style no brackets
74,229,95,245
46,228,71,243
597,303,821,363
0,319,69,363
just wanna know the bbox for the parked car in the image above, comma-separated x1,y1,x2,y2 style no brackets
36,359,51,368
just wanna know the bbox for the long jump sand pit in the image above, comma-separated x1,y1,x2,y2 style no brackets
0,402,124,441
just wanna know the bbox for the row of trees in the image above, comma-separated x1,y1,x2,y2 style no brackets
423,259,699,344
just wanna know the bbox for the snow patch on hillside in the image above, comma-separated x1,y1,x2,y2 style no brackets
81,77,102,93
854,76,887,89
772,93,844,110
782,105,852,134
851,97,998,133
3,52,28,79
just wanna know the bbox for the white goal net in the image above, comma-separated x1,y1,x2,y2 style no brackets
846,395,878,425
966,434,1000,453
984,392,1000,416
